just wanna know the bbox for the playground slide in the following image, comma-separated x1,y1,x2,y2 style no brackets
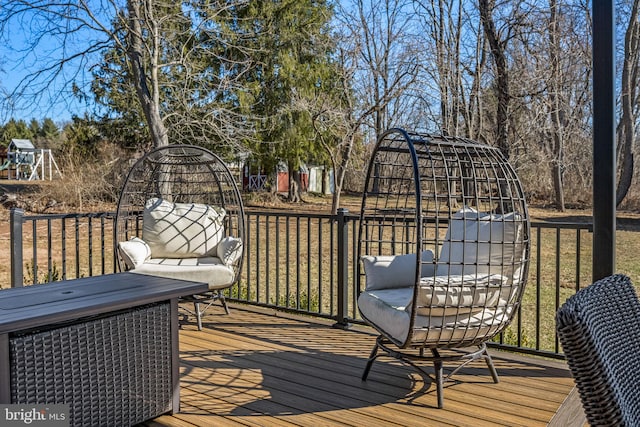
0,159,10,171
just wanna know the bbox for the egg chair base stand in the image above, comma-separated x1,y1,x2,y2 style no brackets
179,291,230,331
361,336,499,409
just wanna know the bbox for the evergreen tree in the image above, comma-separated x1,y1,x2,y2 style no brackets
92,36,151,150
41,118,60,140
0,119,33,146
225,0,338,201
29,119,41,139
62,116,102,157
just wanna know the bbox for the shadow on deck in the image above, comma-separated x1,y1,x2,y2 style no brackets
141,304,584,427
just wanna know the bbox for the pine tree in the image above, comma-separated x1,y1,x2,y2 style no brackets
227,0,338,201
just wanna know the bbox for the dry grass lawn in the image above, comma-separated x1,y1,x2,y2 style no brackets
1,180,640,353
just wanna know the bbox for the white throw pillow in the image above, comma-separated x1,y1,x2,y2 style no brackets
217,236,243,265
437,207,522,277
142,198,226,258
118,237,151,269
361,250,435,291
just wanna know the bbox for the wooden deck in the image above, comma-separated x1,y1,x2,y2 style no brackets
142,304,584,427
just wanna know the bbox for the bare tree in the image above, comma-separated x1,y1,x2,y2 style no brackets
493,1,592,208
298,45,364,215
535,0,593,211
547,0,566,211
478,0,511,157
1,1,115,121
299,0,420,214
617,0,640,206
0,0,255,150
413,0,488,138
284,0,421,214
126,0,167,146
339,0,420,141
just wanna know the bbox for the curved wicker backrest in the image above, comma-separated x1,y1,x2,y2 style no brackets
115,144,245,282
357,128,530,349
556,274,640,426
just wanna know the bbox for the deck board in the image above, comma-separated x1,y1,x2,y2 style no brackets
141,304,581,427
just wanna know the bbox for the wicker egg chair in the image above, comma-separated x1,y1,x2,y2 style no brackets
115,144,245,330
357,128,530,408
556,274,640,426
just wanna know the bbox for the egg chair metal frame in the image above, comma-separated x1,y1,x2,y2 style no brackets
114,144,245,330
357,128,530,408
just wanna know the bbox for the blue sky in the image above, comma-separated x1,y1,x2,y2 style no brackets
0,1,625,127
1,4,106,125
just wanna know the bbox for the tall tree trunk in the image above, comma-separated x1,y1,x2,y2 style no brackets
617,0,640,206
329,132,356,216
548,0,565,211
466,23,487,140
429,0,463,136
434,0,450,134
451,0,463,136
127,0,168,148
330,152,342,216
479,0,510,158
288,160,302,203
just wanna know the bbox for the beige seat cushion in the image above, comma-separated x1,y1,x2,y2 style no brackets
358,285,511,346
358,287,413,341
132,256,235,290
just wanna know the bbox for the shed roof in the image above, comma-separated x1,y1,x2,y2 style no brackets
9,139,35,150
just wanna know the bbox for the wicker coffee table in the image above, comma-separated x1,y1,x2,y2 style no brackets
0,272,208,427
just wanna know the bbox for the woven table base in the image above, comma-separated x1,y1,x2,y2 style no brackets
9,303,173,427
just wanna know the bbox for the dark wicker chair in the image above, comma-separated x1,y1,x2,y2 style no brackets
556,274,640,426
115,145,245,330
357,128,530,408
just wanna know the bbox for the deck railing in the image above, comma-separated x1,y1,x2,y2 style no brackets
8,207,595,358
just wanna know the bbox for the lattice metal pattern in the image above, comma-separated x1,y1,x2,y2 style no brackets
358,128,530,349
115,145,245,279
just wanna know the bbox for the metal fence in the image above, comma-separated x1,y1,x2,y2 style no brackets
9,209,118,287
8,207,595,358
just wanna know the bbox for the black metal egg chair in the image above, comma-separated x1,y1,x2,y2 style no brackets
115,145,245,330
357,128,530,408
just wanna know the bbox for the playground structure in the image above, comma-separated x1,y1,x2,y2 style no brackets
1,139,61,181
